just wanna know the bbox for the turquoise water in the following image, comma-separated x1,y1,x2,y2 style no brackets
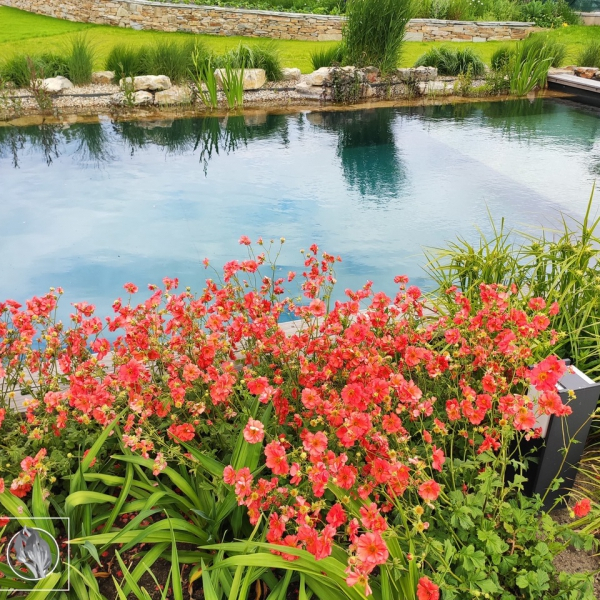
1,99,599,321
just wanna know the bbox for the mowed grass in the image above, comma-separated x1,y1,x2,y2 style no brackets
0,6,598,73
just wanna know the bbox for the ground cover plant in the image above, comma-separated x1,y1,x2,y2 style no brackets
0,237,597,599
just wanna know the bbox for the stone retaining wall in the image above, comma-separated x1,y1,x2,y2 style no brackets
0,0,535,42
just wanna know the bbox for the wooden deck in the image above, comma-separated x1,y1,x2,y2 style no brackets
547,73,600,107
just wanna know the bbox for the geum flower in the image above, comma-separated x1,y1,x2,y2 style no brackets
243,418,265,444
355,532,389,567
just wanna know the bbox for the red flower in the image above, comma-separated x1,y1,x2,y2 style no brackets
356,532,389,566
0,516,9,527
418,479,441,502
168,423,195,443
243,418,265,444
264,441,289,476
573,498,591,518
417,577,440,600
432,446,445,472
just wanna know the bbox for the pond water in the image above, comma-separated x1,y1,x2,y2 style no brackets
1,98,600,322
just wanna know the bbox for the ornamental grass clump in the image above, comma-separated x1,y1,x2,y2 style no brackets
65,34,95,85
343,0,416,73
105,44,145,82
577,40,600,68
222,42,284,81
415,46,486,77
310,43,345,70
0,238,596,599
142,39,198,83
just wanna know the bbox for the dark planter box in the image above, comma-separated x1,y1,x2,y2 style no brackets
522,360,600,509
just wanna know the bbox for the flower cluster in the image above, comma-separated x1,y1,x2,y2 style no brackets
0,239,590,598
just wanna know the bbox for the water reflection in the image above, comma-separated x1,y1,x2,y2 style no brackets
0,113,291,172
0,123,62,167
307,108,407,202
1,99,599,329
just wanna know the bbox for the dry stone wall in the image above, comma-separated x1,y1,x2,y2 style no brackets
0,0,534,42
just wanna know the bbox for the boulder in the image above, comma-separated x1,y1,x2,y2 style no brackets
92,71,115,85
132,91,154,106
41,76,73,94
418,80,453,96
154,86,192,105
397,67,437,82
305,67,333,86
362,66,380,83
214,68,266,90
120,75,172,92
281,68,301,82
574,66,599,79
295,81,324,99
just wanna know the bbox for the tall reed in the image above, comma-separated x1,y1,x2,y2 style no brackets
191,46,218,110
342,0,416,73
220,62,245,110
65,34,95,85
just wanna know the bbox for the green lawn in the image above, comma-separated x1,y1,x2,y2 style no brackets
0,6,598,73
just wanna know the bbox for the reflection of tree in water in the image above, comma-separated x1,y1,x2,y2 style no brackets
308,109,406,203
1,114,290,172
0,123,61,167
112,114,290,174
63,123,114,165
0,122,112,167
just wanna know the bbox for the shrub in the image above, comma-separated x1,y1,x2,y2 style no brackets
519,0,580,28
577,40,600,68
64,34,95,85
415,46,486,76
491,44,512,71
221,42,283,81
310,43,345,70
105,44,145,81
343,0,416,73
142,39,197,83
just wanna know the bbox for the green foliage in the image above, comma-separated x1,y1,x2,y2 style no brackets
65,34,95,85
223,42,283,81
141,39,197,83
0,52,68,87
191,46,219,109
220,61,245,109
491,44,512,71
519,0,581,27
425,187,600,380
415,46,486,76
343,0,416,73
504,34,566,95
577,40,600,68
105,44,145,81
310,43,345,70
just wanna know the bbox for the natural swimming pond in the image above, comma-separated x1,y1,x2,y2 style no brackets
1,98,600,321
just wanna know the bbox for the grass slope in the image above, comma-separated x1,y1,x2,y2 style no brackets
0,6,598,73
